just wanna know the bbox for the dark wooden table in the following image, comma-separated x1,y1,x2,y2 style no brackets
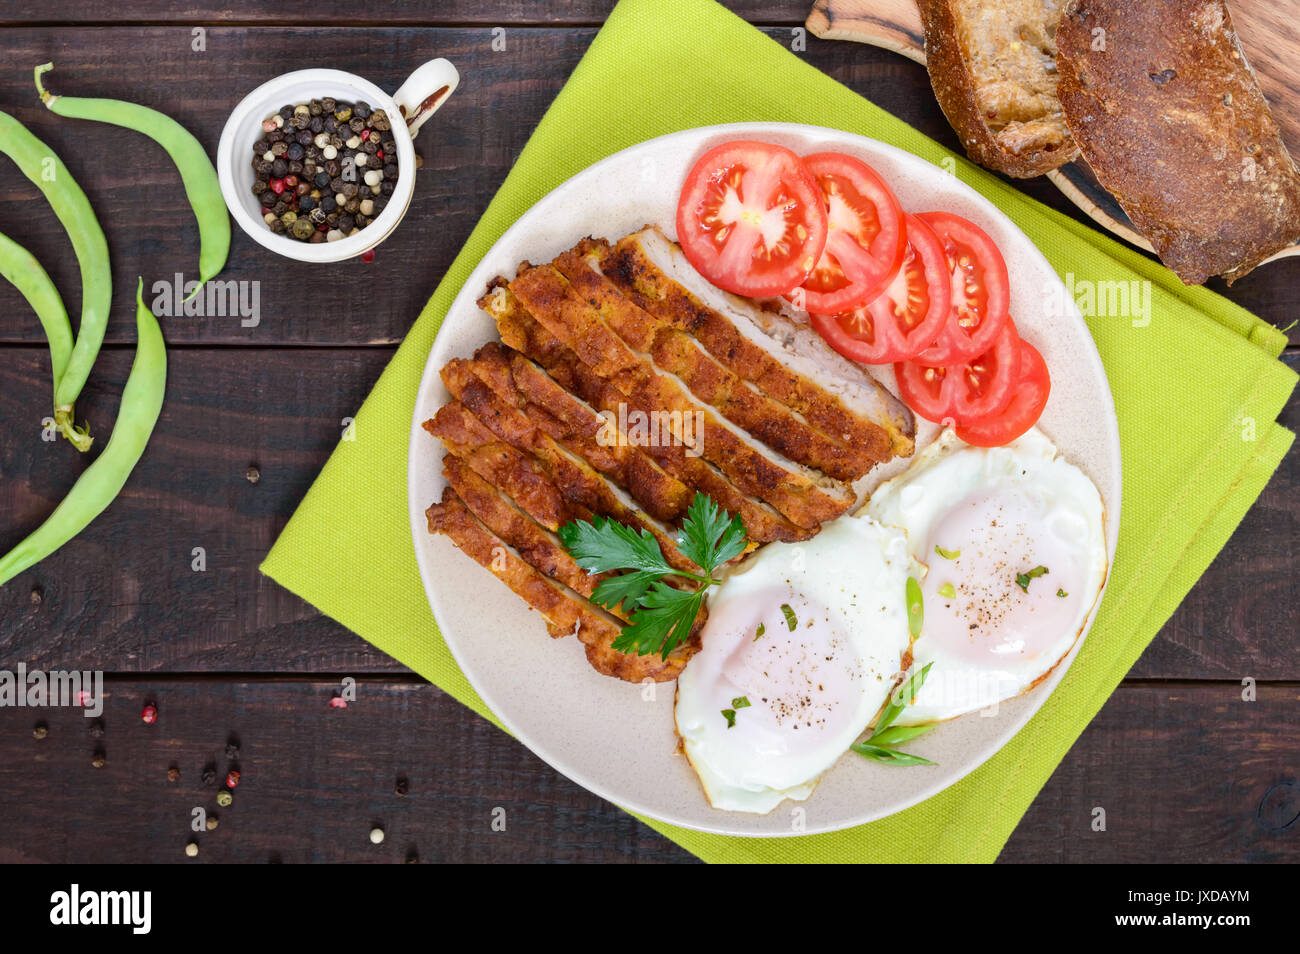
0,1,1296,864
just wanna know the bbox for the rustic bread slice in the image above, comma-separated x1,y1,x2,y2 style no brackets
919,0,1078,177
1056,0,1300,284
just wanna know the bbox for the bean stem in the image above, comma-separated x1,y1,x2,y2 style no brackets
0,108,111,451
0,279,166,587
36,63,230,299
0,230,74,410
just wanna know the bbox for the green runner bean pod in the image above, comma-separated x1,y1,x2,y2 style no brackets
36,63,230,299
0,229,74,403
0,279,166,588
0,107,110,451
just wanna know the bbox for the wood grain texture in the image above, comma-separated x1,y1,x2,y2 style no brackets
1,25,1294,347
0,349,1295,678
0,4,1294,864
0,1,805,27
0,677,1292,862
0,347,403,673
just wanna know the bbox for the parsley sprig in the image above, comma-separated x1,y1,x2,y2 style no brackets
558,493,747,659
851,662,936,767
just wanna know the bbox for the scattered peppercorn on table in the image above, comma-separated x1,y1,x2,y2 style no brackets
0,0,1297,864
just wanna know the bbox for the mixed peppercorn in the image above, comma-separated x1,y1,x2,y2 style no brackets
251,97,399,243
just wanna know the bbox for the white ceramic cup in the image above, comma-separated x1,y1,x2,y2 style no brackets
216,59,459,263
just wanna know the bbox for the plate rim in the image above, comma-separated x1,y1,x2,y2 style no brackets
406,121,1122,837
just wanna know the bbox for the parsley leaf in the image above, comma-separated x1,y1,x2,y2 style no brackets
559,515,672,575
610,582,706,659
721,709,737,728
589,569,662,613
676,493,748,572
560,494,748,660
732,696,751,709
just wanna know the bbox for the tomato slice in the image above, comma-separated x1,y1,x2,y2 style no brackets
809,213,950,364
790,153,905,315
955,339,1051,446
911,211,1011,366
676,140,828,298
895,317,1021,426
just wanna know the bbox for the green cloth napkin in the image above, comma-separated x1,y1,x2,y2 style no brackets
262,0,1296,862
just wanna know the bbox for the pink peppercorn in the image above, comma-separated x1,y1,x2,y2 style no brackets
141,703,158,724
226,770,240,788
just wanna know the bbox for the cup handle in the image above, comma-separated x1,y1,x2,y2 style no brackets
391,58,460,139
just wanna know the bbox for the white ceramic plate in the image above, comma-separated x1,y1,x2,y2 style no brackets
408,123,1121,837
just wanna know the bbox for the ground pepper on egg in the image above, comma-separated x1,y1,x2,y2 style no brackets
250,97,399,243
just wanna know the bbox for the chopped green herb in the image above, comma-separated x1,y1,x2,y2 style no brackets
1057,588,1068,598
754,622,765,641
906,576,923,638
1015,565,1049,592
852,662,935,767
732,696,751,710
559,492,748,659
934,545,961,560
721,709,737,728
780,603,797,631
937,582,956,599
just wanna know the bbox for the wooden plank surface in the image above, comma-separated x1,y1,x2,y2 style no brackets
2,347,1296,678
0,2,1295,863
0,678,1293,863
0,26,1295,349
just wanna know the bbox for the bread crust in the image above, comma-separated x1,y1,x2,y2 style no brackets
919,0,1079,177
1056,0,1300,284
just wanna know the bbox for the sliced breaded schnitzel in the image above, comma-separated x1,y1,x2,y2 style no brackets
426,489,693,682
603,227,914,459
482,282,814,543
509,263,856,529
554,242,878,482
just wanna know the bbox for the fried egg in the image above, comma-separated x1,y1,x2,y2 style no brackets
865,427,1107,725
674,517,916,814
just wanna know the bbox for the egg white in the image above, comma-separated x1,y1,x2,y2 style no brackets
674,516,916,814
865,427,1108,725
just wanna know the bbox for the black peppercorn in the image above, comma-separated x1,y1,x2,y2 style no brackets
271,158,288,178
320,195,337,213
201,764,218,786
354,101,372,119
88,719,105,739
278,104,294,120
314,171,332,189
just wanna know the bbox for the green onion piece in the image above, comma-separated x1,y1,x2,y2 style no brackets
732,696,751,710
937,582,956,599
780,603,797,631
1057,588,1068,598
1015,565,1049,592
906,577,923,638
754,622,765,641
934,545,961,560
721,709,737,728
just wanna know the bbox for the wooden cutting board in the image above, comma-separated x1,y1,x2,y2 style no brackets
807,0,1300,265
